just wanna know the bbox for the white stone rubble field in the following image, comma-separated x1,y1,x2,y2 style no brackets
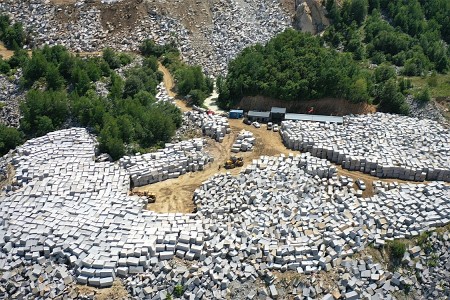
281,113,450,182
0,0,291,75
0,120,448,298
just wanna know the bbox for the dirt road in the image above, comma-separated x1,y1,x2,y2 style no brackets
134,120,290,213
0,43,14,59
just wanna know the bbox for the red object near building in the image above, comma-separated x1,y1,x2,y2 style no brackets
308,107,314,114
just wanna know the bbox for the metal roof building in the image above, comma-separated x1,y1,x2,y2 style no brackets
271,107,287,114
248,111,271,122
284,113,344,124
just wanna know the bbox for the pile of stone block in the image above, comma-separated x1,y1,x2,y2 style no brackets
185,110,230,142
281,113,450,182
155,82,175,105
231,130,255,153
120,139,212,187
0,128,449,299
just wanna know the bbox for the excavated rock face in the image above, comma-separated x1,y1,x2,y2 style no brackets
293,0,329,34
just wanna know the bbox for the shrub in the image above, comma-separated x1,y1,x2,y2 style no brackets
173,284,184,297
415,88,431,102
388,240,406,261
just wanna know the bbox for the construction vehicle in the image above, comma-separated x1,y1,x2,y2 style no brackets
130,191,156,203
224,156,244,169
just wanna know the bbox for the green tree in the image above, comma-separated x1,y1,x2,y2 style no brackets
109,72,124,100
0,57,10,74
45,63,65,90
23,51,48,86
374,64,396,83
378,79,410,115
0,124,23,155
349,78,370,103
102,48,121,69
20,89,69,134
123,75,144,99
3,22,25,50
140,39,165,57
71,66,91,96
350,0,369,25
7,48,29,69
415,88,431,102
36,115,54,136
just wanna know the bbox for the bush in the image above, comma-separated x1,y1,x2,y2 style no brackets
387,240,406,261
0,124,23,155
173,284,184,297
0,57,10,74
102,48,121,69
415,88,431,102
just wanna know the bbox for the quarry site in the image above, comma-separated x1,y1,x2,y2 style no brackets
0,0,450,300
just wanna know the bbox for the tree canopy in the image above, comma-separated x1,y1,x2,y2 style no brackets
218,29,372,107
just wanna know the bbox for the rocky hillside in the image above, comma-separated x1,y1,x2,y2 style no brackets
0,0,334,76
1,0,298,76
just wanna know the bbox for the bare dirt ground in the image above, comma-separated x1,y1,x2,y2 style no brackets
0,43,14,59
75,280,129,299
239,95,377,116
134,119,292,213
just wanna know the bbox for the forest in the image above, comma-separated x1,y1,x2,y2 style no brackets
0,34,184,159
218,0,449,114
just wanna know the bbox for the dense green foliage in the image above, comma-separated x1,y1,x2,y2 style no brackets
387,240,407,266
218,29,376,108
219,0,449,114
139,39,213,106
324,0,450,74
0,124,23,156
0,44,182,160
0,14,26,50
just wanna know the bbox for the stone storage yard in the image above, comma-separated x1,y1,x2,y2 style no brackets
0,126,449,299
281,113,450,182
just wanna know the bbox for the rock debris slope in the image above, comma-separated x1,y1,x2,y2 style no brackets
0,0,291,75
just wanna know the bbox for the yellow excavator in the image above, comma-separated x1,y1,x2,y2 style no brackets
224,156,244,169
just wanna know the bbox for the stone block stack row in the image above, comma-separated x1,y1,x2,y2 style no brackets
281,113,450,182
120,139,212,187
231,130,255,153
185,110,230,142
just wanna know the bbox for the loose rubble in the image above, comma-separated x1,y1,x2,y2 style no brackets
190,0,291,75
0,127,448,299
405,94,447,124
0,71,24,128
281,113,450,182
231,130,255,153
119,139,212,187
1,0,291,76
